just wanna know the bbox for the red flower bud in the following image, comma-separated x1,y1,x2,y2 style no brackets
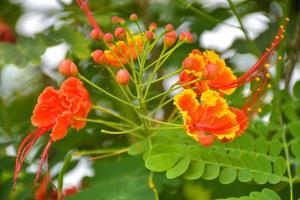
59,59,78,77
192,49,201,55
0,22,16,43
91,50,106,65
129,13,138,21
146,31,154,42
116,69,130,85
104,33,114,43
165,24,174,32
149,23,157,31
112,16,120,24
179,31,193,43
163,31,177,48
90,29,103,40
182,57,194,69
114,27,126,40
119,18,125,25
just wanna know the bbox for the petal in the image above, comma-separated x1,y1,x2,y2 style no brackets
31,87,63,127
230,107,248,136
50,112,72,141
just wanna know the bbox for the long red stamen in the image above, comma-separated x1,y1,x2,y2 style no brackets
34,138,53,186
209,20,287,90
75,0,102,34
13,127,51,191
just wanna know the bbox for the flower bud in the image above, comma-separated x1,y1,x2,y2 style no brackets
104,33,114,43
163,31,177,48
146,31,154,42
59,59,78,76
90,29,103,40
149,23,157,31
203,63,219,79
116,69,130,85
182,57,194,69
179,31,193,43
112,16,120,24
114,27,126,40
165,24,174,32
129,13,138,21
91,50,106,65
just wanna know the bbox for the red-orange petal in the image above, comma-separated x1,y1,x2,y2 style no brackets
51,112,72,141
31,87,63,127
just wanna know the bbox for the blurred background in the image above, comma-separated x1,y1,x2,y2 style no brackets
1,0,300,199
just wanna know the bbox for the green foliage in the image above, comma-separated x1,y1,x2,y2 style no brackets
69,156,154,200
138,128,290,186
216,188,281,200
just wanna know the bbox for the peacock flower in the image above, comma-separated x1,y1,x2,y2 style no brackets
179,50,237,96
175,19,288,146
13,77,91,189
174,89,248,146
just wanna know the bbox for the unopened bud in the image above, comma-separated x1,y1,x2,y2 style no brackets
149,23,157,31
179,31,193,43
165,24,174,32
91,50,106,65
59,59,78,76
130,13,138,21
182,57,194,69
116,69,130,85
163,31,177,48
146,31,154,41
104,33,114,43
112,16,120,24
114,27,126,40
90,29,103,40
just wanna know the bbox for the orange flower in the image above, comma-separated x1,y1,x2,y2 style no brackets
174,89,248,146
101,34,143,67
179,50,237,96
14,77,91,190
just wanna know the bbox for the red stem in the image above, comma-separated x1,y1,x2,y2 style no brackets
75,0,102,33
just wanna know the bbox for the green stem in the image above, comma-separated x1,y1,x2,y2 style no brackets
282,126,294,200
227,0,260,56
92,105,137,127
148,172,159,200
77,117,130,129
78,74,137,108
177,0,240,29
74,148,129,156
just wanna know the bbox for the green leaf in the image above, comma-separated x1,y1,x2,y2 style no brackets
238,169,253,182
69,156,153,200
287,121,300,137
291,142,300,157
184,160,205,180
255,138,268,154
166,158,191,179
293,80,300,98
256,156,272,173
128,140,148,155
267,174,281,184
269,141,282,157
219,167,237,184
145,153,180,172
261,188,281,200
282,103,298,121
241,153,259,170
254,172,268,184
273,157,287,176
216,188,281,200
202,163,220,180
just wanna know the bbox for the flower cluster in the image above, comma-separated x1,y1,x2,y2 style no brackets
174,20,288,146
